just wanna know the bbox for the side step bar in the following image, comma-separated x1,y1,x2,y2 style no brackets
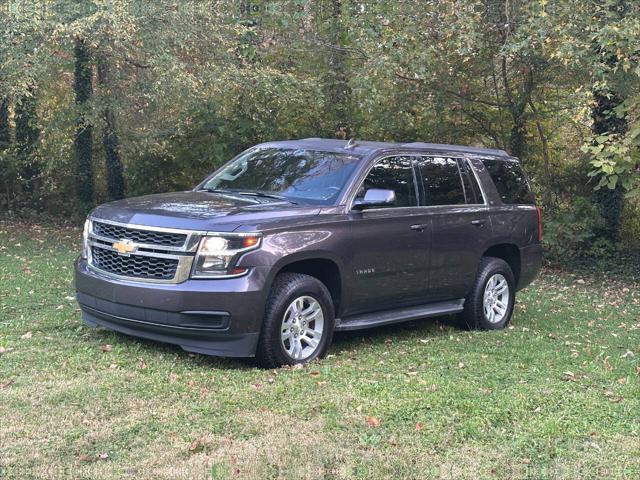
335,299,465,332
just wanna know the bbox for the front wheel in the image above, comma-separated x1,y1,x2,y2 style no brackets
256,273,335,368
459,257,516,330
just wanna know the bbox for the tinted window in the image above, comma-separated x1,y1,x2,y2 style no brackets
359,156,417,207
202,148,361,205
417,157,465,206
482,159,535,204
458,159,483,204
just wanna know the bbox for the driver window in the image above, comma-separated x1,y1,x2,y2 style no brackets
358,156,418,207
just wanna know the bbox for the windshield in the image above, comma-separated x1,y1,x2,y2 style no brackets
200,148,362,205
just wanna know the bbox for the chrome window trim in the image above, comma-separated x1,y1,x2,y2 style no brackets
346,152,489,212
462,155,488,206
345,153,420,212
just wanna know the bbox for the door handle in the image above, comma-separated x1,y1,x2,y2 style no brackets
471,219,486,226
410,224,428,231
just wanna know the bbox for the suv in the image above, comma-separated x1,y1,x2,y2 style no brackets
75,139,542,368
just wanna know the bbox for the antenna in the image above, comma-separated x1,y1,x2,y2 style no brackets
344,138,357,149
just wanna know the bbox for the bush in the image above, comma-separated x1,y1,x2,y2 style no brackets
543,197,614,262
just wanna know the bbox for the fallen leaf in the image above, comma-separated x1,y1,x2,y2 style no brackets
1,379,15,389
415,423,423,431
77,454,91,462
309,371,321,377
562,371,576,381
366,416,381,427
98,452,109,460
575,279,585,284
522,458,531,465
189,438,204,454
100,344,112,352
458,362,465,369
0,346,6,355
168,372,179,383
108,364,118,370
617,377,627,385
138,358,148,369
21,331,32,340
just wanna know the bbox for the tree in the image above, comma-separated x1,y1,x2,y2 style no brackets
0,96,9,150
74,37,94,207
15,88,40,197
97,57,124,200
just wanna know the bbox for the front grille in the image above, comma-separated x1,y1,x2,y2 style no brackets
93,221,187,247
91,246,179,280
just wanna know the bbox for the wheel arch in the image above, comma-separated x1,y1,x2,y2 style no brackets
481,243,521,287
266,252,345,317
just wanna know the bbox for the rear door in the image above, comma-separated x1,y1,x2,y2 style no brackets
345,155,431,314
414,155,492,300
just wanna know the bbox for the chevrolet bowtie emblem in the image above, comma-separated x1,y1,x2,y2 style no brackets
112,239,137,256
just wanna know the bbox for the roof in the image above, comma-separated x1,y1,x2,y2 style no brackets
255,138,510,158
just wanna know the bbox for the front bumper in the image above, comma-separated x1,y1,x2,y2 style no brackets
74,258,269,357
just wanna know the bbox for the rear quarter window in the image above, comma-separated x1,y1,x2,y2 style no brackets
482,159,535,205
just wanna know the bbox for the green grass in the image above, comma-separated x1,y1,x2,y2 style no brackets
1,221,638,479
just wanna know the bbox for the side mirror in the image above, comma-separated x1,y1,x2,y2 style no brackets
353,189,396,210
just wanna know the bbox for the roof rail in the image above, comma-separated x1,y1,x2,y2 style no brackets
401,142,508,157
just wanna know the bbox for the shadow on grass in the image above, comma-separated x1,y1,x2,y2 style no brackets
331,314,462,349
85,314,465,370
87,326,252,370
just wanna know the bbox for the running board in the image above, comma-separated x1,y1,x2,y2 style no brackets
335,299,465,332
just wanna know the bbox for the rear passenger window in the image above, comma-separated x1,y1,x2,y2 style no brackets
482,159,535,204
416,157,465,206
360,156,418,207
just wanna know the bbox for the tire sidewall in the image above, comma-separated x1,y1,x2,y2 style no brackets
265,275,335,366
474,259,516,330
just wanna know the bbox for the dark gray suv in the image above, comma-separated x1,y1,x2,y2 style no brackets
75,139,542,367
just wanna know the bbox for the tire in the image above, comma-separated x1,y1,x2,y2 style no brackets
459,256,516,330
256,273,335,368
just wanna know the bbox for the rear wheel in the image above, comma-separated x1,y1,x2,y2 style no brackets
256,273,334,368
459,257,515,330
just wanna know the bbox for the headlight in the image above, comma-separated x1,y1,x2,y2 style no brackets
81,218,92,259
192,233,261,278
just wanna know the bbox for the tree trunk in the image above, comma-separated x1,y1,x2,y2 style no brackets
15,89,41,196
0,96,9,150
589,0,627,243
97,59,124,200
325,0,351,139
591,88,625,242
74,37,94,207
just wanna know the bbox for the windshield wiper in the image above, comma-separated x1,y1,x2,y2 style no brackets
198,188,234,194
237,191,298,204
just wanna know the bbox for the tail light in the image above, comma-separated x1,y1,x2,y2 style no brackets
535,206,542,242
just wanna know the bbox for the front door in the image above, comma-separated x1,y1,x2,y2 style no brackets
346,156,431,314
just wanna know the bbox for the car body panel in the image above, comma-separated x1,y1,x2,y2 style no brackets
75,138,542,358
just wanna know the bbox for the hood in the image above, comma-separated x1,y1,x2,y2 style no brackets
90,191,321,232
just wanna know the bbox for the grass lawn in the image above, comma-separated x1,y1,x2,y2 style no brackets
1,221,638,479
